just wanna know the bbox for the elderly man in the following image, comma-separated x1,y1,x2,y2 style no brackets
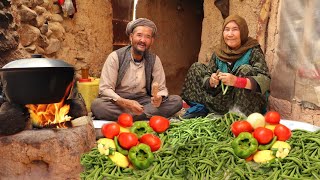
91,18,183,121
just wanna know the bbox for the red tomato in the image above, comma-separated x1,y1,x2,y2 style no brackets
274,124,291,141
231,120,254,137
118,113,133,127
140,134,161,152
253,127,274,144
149,116,170,133
118,132,139,150
101,123,120,139
265,111,281,125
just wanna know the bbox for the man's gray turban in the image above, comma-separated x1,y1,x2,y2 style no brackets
125,18,157,36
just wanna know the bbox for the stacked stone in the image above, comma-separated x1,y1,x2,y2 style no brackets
14,0,65,55
0,0,19,53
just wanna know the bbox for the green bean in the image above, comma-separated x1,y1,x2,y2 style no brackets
285,157,303,168
233,168,245,179
280,175,302,180
311,171,320,179
93,168,101,180
306,138,320,145
272,170,280,180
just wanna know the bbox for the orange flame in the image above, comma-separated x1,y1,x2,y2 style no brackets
26,82,74,128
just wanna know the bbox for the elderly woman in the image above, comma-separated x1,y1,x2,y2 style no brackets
181,14,270,118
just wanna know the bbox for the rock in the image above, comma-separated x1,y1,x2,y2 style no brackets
25,44,36,52
11,0,23,7
0,122,96,179
0,31,19,52
41,0,49,9
66,98,88,118
0,2,4,9
34,0,44,6
19,24,40,46
21,0,44,8
19,5,37,23
37,34,49,48
39,23,48,34
50,14,63,22
34,5,46,15
36,14,46,27
20,0,33,7
48,21,65,39
0,102,28,135
36,45,45,54
52,4,61,14
0,11,12,28
44,38,60,54
46,28,52,36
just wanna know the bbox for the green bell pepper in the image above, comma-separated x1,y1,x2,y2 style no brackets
232,132,258,159
130,121,153,138
128,143,154,170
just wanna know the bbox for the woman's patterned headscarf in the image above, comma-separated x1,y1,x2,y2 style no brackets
215,14,260,63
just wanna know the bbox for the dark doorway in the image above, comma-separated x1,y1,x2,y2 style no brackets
136,0,204,95
111,0,134,50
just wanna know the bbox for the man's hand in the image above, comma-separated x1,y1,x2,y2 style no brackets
151,96,162,107
151,82,161,107
116,98,144,115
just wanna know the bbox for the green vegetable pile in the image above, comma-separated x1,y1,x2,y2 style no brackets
80,113,320,179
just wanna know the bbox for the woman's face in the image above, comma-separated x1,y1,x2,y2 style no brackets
223,21,241,50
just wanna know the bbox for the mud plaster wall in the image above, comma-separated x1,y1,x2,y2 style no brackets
200,0,319,125
136,0,202,95
56,0,113,79
199,0,261,64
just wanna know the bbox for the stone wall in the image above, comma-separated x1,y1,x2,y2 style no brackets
3,0,113,79
0,0,29,66
14,0,64,56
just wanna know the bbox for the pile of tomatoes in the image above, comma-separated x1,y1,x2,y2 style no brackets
231,111,291,143
231,111,292,162
98,113,170,169
101,113,170,152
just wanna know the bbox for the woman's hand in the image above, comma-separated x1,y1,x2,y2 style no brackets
209,72,220,88
218,73,237,86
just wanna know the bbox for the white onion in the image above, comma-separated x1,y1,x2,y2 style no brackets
246,112,266,129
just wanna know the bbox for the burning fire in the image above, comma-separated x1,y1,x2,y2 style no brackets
26,82,73,128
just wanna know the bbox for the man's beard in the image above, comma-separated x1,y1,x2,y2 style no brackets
132,44,148,56
133,48,144,56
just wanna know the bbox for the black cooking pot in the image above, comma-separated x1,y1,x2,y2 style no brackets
0,57,75,105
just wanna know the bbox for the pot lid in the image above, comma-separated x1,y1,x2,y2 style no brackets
2,58,73,69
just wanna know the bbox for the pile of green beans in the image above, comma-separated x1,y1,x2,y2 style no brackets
80,113,320,179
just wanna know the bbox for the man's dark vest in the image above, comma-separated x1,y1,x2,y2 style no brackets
115,45,156,96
